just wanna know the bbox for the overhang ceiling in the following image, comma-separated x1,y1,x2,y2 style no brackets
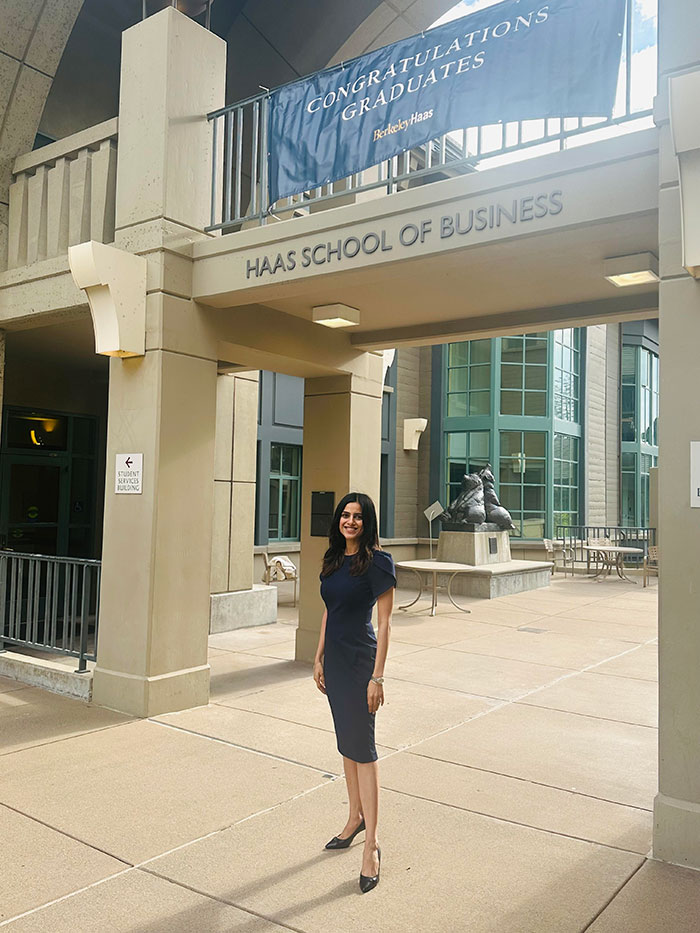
256,214,659,340
41,0,450,139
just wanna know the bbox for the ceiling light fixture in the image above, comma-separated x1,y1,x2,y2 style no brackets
312,304,360,328
603,252,659,288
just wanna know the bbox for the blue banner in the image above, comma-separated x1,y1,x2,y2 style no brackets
267,0,626,203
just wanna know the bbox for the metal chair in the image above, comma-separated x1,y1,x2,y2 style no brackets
544,538,575,576
643,545,659,588
262,553,298,606
586,536,612,574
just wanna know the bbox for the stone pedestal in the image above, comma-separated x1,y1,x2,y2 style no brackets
426,528,551,600
437,529,511,565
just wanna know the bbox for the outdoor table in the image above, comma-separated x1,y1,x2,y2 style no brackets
395,560,472,617
582,545,644,583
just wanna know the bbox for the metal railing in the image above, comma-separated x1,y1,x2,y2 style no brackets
207,0,653,232
556,525,656,570
0,552,101,673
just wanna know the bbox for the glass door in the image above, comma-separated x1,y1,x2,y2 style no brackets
0,455,69,555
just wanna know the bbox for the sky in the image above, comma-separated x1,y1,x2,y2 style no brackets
433,0,658,117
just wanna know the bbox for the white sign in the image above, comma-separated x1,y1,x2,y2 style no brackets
424,501,444,522
115,453,143,495
691,443,700,508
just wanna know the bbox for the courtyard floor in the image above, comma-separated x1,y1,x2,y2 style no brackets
1,576,699,931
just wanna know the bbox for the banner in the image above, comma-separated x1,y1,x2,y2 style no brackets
267,0,626,203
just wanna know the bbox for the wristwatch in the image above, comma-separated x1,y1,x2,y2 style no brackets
370,676,385,685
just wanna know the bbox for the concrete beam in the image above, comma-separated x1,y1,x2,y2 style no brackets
351,293,659,350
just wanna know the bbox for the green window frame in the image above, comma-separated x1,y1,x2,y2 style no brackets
620,344,659,526
268,443,302,541
446,340,491,417
500,333,548,417
553,434,580,530
445,430,490,506
442,328,583,540
499,430,547,538
553,329,580,422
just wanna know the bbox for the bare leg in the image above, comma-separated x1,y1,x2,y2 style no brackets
337,756,363,838
357,760,380,876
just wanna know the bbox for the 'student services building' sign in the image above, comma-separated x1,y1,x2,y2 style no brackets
267,0,626,202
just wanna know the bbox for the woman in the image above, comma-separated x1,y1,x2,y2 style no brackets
313,492,395,894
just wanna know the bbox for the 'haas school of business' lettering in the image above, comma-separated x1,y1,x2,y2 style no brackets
244,190,563,280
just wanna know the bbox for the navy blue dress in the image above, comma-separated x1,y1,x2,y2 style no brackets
320,550,396,763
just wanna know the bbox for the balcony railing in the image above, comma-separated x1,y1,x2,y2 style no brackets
8,118,118,270
207,0,654,233
0,551,101,673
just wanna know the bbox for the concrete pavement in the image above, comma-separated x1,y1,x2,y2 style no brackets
2,577,699,931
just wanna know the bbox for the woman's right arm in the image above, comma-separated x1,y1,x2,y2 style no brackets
313,610,327,694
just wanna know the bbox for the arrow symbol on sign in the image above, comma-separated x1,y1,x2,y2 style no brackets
125,457,133,468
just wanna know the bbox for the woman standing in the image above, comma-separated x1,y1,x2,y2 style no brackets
313,492,396,894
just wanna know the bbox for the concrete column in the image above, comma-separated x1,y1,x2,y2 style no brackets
653,0,700,869
90,8,225,715
211,372,259,596
295,361,383,662
94,351,217,715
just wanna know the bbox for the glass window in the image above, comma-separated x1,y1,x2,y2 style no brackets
553,329,581,422
447,340,492,419
445,431,490,506
621,346,637,442
620,342,659,526
553,434,579,532
499,430,546,538
6,413,68,450
268,443,302,541
499,334,548,416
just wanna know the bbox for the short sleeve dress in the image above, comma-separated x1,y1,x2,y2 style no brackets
320,549,396,763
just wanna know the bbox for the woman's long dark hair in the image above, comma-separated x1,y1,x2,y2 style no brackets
321,492,380,577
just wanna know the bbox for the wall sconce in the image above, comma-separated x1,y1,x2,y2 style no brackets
403,418,428,450
312,304,360,328
670,70,700,279
603,252,659,288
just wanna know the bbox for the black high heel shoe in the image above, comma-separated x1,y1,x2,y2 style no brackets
359,846,381,893
325,818,365,850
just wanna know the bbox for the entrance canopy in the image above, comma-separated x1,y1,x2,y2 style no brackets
193,128,658,363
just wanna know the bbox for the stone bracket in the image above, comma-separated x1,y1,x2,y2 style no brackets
68,240,147,356
669,70,700,279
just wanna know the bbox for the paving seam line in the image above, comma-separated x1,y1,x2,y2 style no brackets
136,867,307,933
514,700,657,730
400,635,658,756
149,717,348,774
0,718,137,760
0,868,134,928
398,756,654,812
375,785,652,857
208,700,338,735
579,858,648,932
0,801,134,866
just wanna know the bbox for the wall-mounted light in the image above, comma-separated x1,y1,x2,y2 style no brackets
603,252,659,288
312,304,360,328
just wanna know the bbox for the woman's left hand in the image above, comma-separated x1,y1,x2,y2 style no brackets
367,680,384,715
